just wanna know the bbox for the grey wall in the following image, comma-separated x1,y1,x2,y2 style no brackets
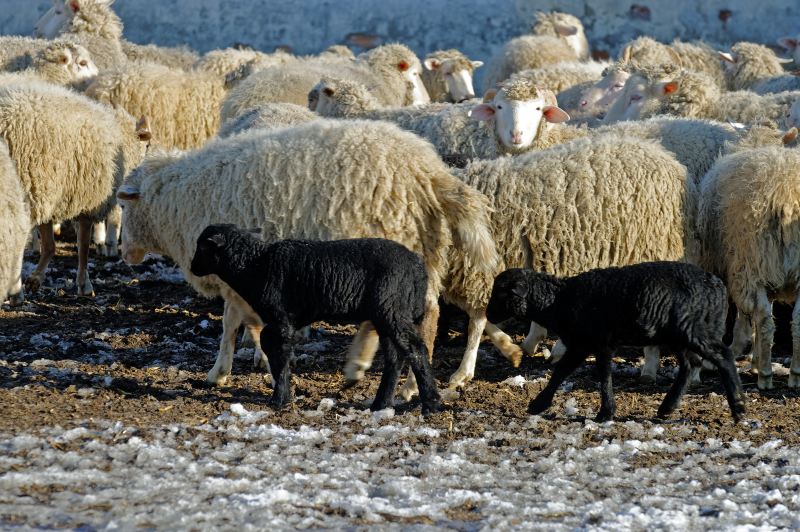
2,1,798,82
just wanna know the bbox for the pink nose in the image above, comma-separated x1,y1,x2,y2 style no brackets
580,100,588,108
510,131,523,144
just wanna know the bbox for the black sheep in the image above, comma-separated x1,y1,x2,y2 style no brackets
486,262,745,422
190,224,441,414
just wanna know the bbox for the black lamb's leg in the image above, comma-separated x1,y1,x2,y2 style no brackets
261,321,294,408
694,341,746,422
528,348,587,416
595,350,616,422
657,349,692,419
371,335,401,412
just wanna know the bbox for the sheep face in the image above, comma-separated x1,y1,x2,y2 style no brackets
777,36,800,65
34,0,66,38
579,67,631,117
115,183,151,265
783,99,800,129
470,90,569,152
40,44,99,82
486,269,530,324
424,57,483,103
404,64,430,106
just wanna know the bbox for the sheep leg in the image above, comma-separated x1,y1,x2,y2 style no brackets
92,221,108,256
105,206,122,257
393,324,441,415
370,335,401,412
76,218,95,297
639,346,660,383
247,323,270,372
448,311,487,389
485,322,523,367
521,322,548,355
261,322,294,408
595,351,616,422
752,288,775,390
7,246,25,306
731,312,754,360
528,348,587,416
343,321,379,385
656,350,693,419
25,223,55,292
207,300,243,386
698,343,746,422
789,296,800,388
396,288,438,400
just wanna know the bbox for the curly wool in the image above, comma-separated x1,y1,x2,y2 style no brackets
624,37,725,88
0,139,29,303
195,48,294,78
483,35,577,92
217,103,317,138
221,43,421,122
0,81,145,225
458,135,695,293
725,42,786,91
121,42,199,70
87,61,228,150
532,11,589,61
509,61,608,94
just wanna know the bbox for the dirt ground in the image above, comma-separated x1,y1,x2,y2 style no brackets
2,241,800,446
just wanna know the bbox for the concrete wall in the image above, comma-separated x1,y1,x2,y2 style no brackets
2,0,798,86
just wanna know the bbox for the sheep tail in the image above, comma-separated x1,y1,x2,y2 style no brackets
432,172,500,272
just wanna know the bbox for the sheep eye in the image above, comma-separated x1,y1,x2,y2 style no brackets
79,60,87,67
614,83,624,89
536,107,541,111
497,105,502,109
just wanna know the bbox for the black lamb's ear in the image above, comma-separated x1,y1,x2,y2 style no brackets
208,233,226,247
511,282,527,299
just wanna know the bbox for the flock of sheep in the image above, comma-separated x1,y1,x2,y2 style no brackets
2,0,800,420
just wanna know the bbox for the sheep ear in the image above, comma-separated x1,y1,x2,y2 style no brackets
718,51,736,64
136,116,152,142
208,234,226,248
622,45,632,63
777,57,795,64
510,283,527,299
482,89,497,102
778,37,799,51
397,60,410,72
471,60,484,69
543,105,570,123
67,0,80,12
322,87,335,97
423,58,441,71
662,81,679,94
783,128,798,145
469,104,496,121
554,23,578,37
117,185,140,201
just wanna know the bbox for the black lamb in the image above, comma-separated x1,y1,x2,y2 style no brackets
189,224,441,414
486,262,745,422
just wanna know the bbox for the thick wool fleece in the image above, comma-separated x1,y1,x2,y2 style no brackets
725,42,787,91
87,61,228,149
217,103,316,138
121,42,199,71
0,80,145,225
0,139,29,303
483,35,577,92
509,61,608,95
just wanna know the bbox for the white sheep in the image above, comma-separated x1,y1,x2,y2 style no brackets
0,80,149,297
217,103,317,138
0,41,98,89
313,77,576,161
718,42,791,91
116,119,500,394
509,61,609,97
482,11,588,92
421,49,483,103
221,44,429,123
32,0,127,71
698,145,800,390
120,42,199,70
86,61,227,149
777,35,800,65
194,48,295,78
623,36,727,88
603,65,800,126
0,139,29,306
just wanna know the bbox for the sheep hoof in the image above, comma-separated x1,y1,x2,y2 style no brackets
370,398,394,412
527,397,551,416
731,401,746,423
638,373,656,384
504,345,524,368
24,276,42,293
103,244,119,258
8,291,25,307
206,371,229,387
421,401,444,416
269,394,291,409
447,371,473,390
95,244,108,256
788,373,800,388
757,374,774,390
343,363,366,383
594,410,614,423
655,407,673,420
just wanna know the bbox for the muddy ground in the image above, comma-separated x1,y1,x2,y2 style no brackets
2,242,800,528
